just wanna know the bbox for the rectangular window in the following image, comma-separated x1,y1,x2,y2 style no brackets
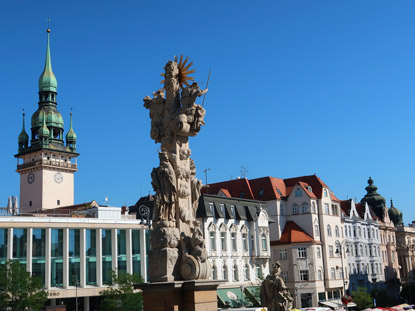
69,229,80,286
209,203,215,217
102,229,112,284
279,249,287,259
51,229,63,287
242,233,248,251
131,230,141,276
298,248,307,258
117,230,127,274
324,203,329,215
220,232,226,251
281,271,288,281
331,205,338,216
86,229,97,285
13,228,27,261
32,229,45,286
318,292,326,301
0,229,7,262
295,188,302,197
300,270,309,281
316,247,321,258
220,204,226,218
231,232,237,251
329,245,334,257
209,232,216,251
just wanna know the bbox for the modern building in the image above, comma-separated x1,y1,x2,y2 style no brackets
340,199,384,292
3,29,149,311
205,175,350,309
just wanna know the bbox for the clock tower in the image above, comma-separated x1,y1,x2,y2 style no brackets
15,28,79,214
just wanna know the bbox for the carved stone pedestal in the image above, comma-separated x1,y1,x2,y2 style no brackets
135,280,223,311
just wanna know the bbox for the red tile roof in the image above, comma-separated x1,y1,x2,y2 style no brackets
271,221,321,245
203,174,336,202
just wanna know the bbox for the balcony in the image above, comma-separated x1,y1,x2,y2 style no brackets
17,159,77,171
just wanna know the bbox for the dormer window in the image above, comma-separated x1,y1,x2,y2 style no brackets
324,189,328,197
307,186,313,192
295,188,302,197
208,203,214,217
220,204,226,218
259,189,264,197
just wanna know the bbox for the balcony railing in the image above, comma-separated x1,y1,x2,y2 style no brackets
17,160,77,170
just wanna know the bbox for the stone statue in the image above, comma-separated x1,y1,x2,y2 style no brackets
143,56,210,282
260,262,293,311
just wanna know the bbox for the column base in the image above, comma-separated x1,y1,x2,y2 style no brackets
135,280,224,311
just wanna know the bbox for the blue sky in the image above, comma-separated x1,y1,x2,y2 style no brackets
0,1,414,223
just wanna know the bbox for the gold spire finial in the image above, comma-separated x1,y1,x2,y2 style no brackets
47,18,51,33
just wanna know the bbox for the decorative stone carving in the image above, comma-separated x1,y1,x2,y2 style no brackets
144,56,210,282
260,261,293,311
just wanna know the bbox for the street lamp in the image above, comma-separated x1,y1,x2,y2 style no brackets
139,205,151,227
335,240,351,302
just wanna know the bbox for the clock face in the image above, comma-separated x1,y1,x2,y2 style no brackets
27,173,35,184
54,172,63,184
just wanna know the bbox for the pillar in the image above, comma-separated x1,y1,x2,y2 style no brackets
112,228,118,271
80,228,86,287
63,228,69,288
27,228,33,273
84,296,90,311
140,228,147,282
45,228,51,289
7,228,13,260
126,229,132,274
96,229,102,287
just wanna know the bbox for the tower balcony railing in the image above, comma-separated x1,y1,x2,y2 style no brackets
17,160,77,170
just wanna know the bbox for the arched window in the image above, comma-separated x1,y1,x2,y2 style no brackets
233,264,238,281
311,202,316,213
318,269,322,280
292,204,299,215
261,233,267,251
327,225,332,237
222,264,228,281
212,265,217,280
244,264,250,281
314,224,320,236
335,226,340,237
359,244,363,256
208,223,217,251
301,203,309,214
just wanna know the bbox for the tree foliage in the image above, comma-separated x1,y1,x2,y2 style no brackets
400,284,415,304
352,287,373,310
0,259,47,311
100,270,143,311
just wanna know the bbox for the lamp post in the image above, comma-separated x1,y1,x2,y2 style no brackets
335,240,350,307
139,205,151,227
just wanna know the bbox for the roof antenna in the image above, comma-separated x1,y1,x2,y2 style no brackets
202,69,211,107
203,168,211,193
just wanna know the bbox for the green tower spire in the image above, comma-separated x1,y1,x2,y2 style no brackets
38,109,50,145
18,111,29,152
66,111,77,151
38,28,57,92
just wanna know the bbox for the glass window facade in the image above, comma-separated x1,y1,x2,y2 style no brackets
69,229,80,286
102,229,112,284
117,230,127,273
51,229,63,287
13,228,27,263
132,230,141,276
32,229,45,286
86,229,97,285
0,229,7,264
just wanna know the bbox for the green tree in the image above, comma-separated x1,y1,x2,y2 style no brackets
100,270,143,311
0,259,47,311
352,287,373,310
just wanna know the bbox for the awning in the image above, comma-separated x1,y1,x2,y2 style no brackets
217,288,244,306
244,286,261,306
320,299,357,308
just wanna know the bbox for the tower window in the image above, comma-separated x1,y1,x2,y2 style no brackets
57,200,60,206
29,201,32,206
